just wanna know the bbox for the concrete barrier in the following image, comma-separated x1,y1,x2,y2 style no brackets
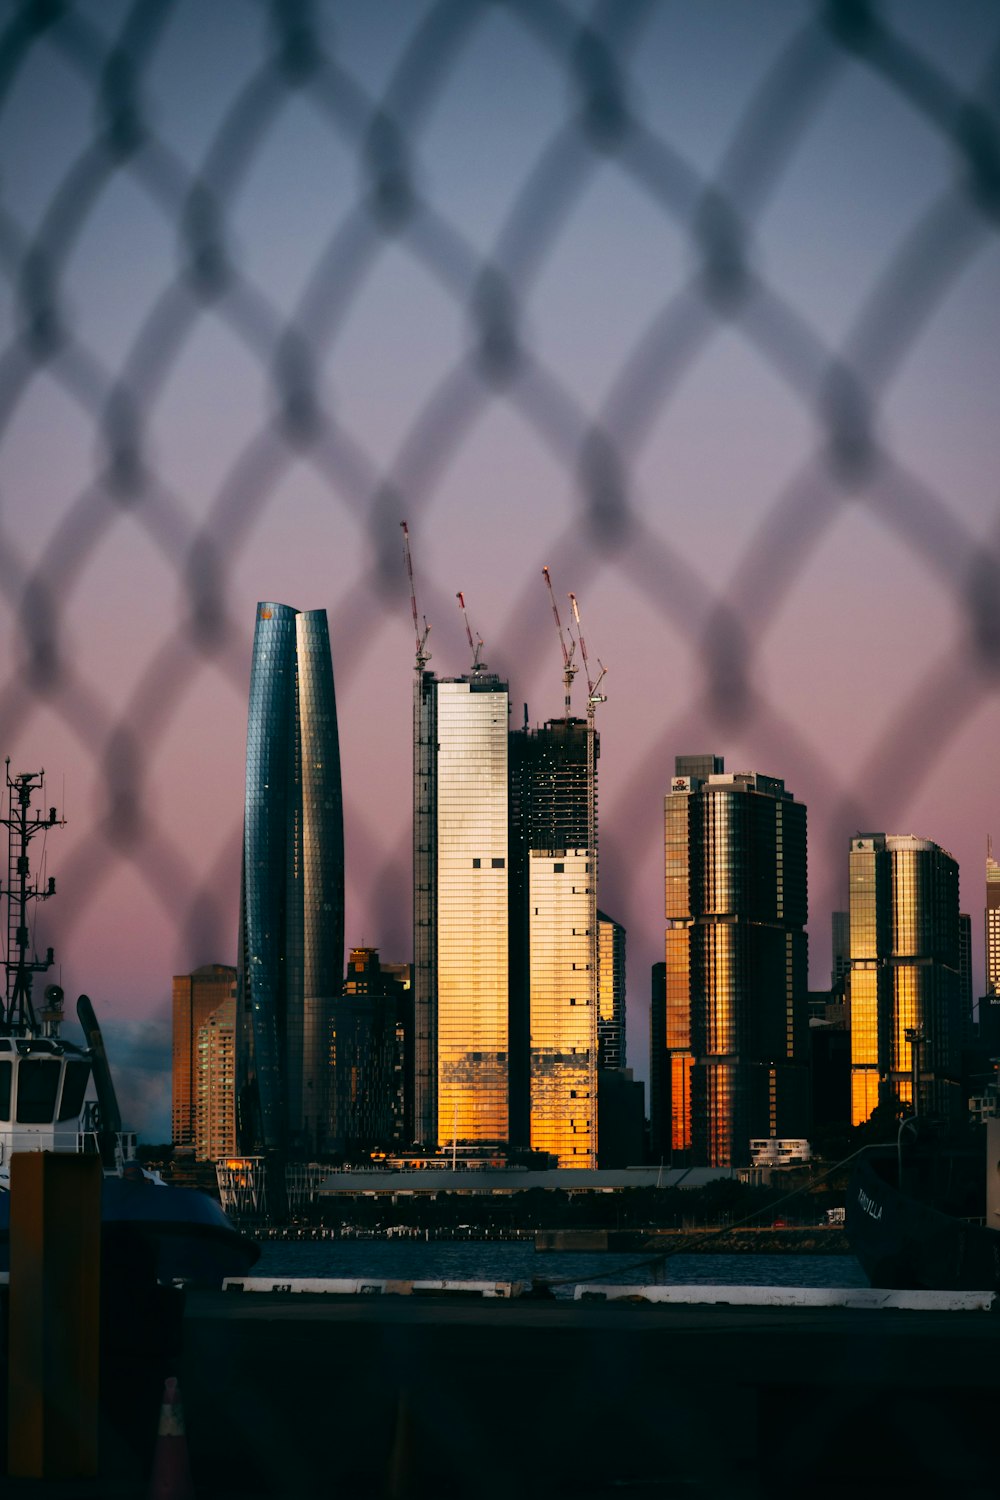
573,1283,997,1311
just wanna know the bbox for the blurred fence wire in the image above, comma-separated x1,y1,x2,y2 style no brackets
0,0,999,998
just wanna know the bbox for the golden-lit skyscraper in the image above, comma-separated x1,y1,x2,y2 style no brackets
172,964,236,1149
849,833,962,1125
663,757,808,1167
986,838,1000,996
528,849,594,1163
414,670,510,1149
510,717,598,1168
597,910,626,1071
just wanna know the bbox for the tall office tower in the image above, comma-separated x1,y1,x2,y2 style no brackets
237,602,344,1161
664,757,808,1168
849,833,961,1125
597,911,626,1070
172,964,236,1148
330,947,410,1154
413,666,510,1150
509,717,598,1167
986,839,1000,996
195,994,237,1161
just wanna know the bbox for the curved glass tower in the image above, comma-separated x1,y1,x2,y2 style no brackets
237,602,344,1160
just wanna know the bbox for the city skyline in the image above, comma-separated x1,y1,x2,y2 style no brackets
0,4,997,1141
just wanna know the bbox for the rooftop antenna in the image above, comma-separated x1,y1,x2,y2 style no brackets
456,591,485,673
542,565,578,718
0,760,65,1036
400,521,431,671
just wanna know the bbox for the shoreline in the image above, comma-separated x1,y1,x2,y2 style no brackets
251,1223,852,1255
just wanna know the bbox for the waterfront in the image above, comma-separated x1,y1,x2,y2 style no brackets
252,1239,868,1293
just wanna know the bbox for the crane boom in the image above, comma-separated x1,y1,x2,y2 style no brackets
456,591,485,672
543,566,578,717
401,521,431,669
568,592,606,708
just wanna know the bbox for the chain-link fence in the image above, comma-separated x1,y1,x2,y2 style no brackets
1,0,999,1131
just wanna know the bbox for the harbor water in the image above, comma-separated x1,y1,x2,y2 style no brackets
252,1239,869,1295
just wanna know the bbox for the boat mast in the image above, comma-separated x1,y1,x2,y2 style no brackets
1,760,65,1036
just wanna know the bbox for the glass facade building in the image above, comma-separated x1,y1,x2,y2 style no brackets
330,947,411,1154
597,910,626,1071
510,717,598,1168
987,840,1000,997
527,849,595,1164
663,758,808,1167
848,833,961,1125
237,602,344,1160
428,673,511,1148
414,684,600,1163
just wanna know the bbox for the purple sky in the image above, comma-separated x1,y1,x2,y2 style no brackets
1,1,999,1140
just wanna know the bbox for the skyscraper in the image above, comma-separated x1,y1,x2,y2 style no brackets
330,947,411,1154
413,664,511,1150
172,963,236,1149
237,602,344,1161
987,838,1000,997
509,716,598,1167
597,910,626,1072
849,833,961,1125
195,993,237,1161
663,757,808,1167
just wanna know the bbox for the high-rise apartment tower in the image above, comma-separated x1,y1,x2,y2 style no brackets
172,964,236,1150
849,833,961,1124
237,602,344,1160
663,756,808,1167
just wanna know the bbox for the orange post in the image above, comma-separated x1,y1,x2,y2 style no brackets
6,1151,102,1477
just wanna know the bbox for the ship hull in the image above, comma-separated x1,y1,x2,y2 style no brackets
847,1154,1000,1291
0,1175,259,1287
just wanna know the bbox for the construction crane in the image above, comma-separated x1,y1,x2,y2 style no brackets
400,521,431,670
566,592,604,1173
456,591,485,673
568,592,607,721
542,565,577,718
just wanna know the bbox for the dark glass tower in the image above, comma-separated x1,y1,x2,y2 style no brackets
237,602,344,1161
663,757,808,1167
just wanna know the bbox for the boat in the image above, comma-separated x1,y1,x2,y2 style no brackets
0,761,258,1286
846,1142,1000,1292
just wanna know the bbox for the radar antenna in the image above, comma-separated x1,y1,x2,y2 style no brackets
1,760,65,1036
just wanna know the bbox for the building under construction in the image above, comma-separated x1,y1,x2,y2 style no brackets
404,529,608,1167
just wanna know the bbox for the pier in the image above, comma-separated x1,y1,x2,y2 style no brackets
5,1282,1000,1498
